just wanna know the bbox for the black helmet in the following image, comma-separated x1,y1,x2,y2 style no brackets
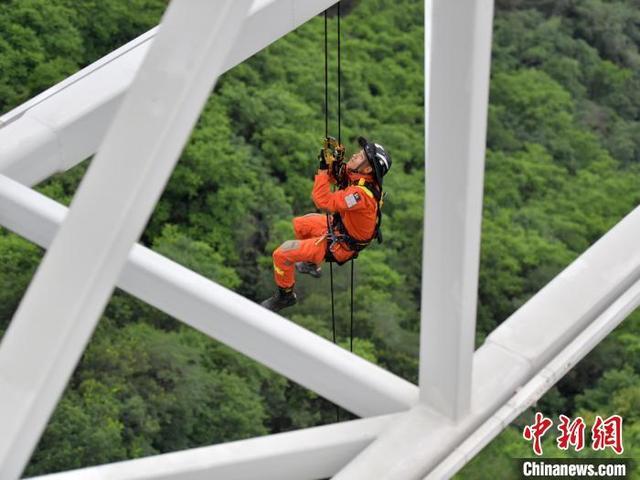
358,136,391,185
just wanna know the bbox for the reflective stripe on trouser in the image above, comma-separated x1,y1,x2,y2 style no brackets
272,214,355,288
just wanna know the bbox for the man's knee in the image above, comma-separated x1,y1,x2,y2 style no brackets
294,214,326,239
292,217,303,239
293,216,316,239
274,240,299,264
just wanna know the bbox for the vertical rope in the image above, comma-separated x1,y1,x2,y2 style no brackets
336,2,353,356
350,259,354,352
330,278,339,422
337,2,341,145
324,9,336,348
330,263,336,343
324,7,339,423
324,10,329,138
335,3,343,422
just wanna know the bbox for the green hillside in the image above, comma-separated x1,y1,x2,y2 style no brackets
0,0,638,477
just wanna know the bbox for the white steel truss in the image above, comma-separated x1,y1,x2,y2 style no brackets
0,0,638,479
0,0,346,188
0,0,253,477
420,0,494,421
0,173,418,418
26,415,398,480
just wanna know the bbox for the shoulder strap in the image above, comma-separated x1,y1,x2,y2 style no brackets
348,179,384,244
359,179,384,243
355,178,382,201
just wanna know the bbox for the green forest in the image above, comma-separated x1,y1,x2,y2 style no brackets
1,0,639,477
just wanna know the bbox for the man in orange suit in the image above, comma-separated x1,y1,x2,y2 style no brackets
261,137,391,312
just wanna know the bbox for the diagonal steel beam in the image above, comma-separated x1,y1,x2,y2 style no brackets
0,174,418,418
427,277,640,478
0,1,252,477
332,203,640,478
0,0,340,187
26,414,397,480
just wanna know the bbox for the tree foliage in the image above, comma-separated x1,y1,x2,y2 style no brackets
0,0,638,476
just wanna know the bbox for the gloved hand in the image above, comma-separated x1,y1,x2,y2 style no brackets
318,149,328,170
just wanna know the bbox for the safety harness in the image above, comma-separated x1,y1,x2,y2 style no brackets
326,178,385,265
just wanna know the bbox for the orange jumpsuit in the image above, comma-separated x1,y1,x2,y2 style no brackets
272,170,379,288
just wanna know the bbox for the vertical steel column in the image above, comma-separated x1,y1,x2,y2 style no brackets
0,1,251,478
419,0,494,420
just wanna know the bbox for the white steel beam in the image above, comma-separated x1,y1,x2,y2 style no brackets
0,30,156,126
0,0,339,187
420,0,494,419
26,414,396,480
0,30,156,186
0,174,418,417
0,1,251,478
334,202,640,478
428,278,640,478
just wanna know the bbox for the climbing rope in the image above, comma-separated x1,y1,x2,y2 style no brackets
350,256,354,352
324,10,329,139
337,2,341,146
324,3,352,422
324,3,355,356
336,4,356,354
340,2,357,355
324,9,338,350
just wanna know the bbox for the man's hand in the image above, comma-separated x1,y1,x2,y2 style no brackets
318,149,329,170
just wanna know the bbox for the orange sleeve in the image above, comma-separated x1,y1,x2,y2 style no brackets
312,171,367,213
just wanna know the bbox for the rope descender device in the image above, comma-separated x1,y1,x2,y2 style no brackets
322,136,345,170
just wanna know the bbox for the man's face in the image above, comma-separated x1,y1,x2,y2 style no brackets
346,149,371,173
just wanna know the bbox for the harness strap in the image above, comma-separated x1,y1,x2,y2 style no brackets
356,184,374,199
325,180,384,263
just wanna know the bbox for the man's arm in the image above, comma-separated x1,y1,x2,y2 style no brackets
312,171,366,213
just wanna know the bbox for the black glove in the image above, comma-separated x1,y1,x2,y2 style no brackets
318,149,328,170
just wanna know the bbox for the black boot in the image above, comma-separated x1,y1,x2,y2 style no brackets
295,261,322,278
261,287,297,312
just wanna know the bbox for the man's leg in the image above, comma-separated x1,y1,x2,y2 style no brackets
293,214,328,240
272,238,326,288
292,214,328,277
261,237,327,312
